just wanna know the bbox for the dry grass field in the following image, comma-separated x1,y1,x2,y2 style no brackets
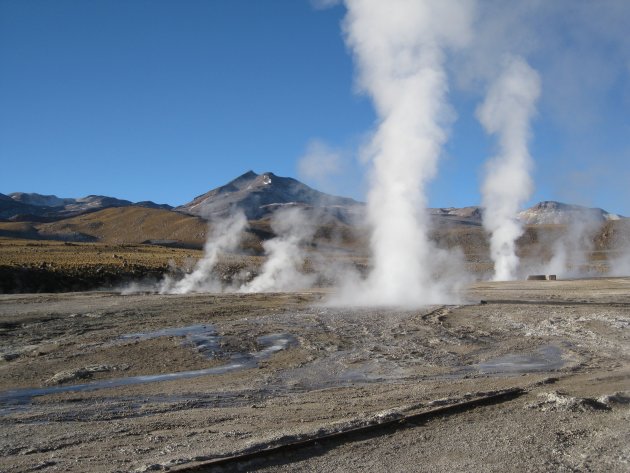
0,238,201,268
0,213,627,293
0,238,202,292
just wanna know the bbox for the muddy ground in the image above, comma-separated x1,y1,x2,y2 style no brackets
0,278,629,472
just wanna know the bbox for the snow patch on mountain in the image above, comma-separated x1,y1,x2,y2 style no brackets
518,201,622,225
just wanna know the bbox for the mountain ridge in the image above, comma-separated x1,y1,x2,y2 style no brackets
1,172,625,224
1,193,172,221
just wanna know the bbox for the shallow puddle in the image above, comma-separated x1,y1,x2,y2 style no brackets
0,331,297,408
117,324,220,357
475,345,564,374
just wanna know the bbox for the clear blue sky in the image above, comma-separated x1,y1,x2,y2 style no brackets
1,0,629,214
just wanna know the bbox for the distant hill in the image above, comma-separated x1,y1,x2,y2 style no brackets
35,207,207,246
9,192,76,208
428,201,624,227
175,170,362,221
0,192,172,221
0,206,269,253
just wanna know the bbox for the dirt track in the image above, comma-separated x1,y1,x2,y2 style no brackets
0,278,629,472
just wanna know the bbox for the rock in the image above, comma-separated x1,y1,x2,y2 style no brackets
46,368,92,385
84,364,114,373
1,352,20,361
526,391,610,412
597,391,630,406
32,343,59,356
134,463,166,472
30,460,57,471
45,363,131,385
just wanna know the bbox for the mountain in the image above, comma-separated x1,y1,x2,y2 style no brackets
9,192,75,208
517,201,622,225
0,196,53,221
176,170,362,220
135,201,173,211
429,206,483,226
429,201,624,227
0,192,172,222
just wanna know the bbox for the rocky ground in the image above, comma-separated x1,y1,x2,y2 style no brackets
0,278,629,472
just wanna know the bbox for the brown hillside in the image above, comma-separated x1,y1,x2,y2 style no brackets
0,222,40,239
36,207,209,246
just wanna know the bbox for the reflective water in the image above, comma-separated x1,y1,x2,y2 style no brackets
476,345,564,374
0,330,297,406
117,324,220,357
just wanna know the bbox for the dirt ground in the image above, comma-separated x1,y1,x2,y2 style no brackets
0,278,629,472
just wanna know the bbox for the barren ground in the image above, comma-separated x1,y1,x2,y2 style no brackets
1,278,629,472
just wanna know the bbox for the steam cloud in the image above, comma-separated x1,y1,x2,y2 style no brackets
297,139,344,194
331,0,474,306
240,207,316,292
122,1,628,299
158,212,248,294
478,57,541,281
154,208,317,295
546,217,601,278
609,219,630,276
610,248,630,277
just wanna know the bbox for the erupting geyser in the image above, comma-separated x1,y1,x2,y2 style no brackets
334,0,474,306
147,2,555,298
478,56,541,281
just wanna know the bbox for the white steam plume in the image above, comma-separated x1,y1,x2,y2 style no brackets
478,56,541,281
546,216,602,277
332,0,473,306
609,219,630,276
610,248,630,277
159,212,248,294
240,207,316,292
297,139,344,194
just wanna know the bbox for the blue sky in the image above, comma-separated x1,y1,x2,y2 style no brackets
1,0,629,214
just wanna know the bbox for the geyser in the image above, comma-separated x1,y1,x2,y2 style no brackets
478,56,540,281
158,212,248,294
240,207,316,292
332,0,474,306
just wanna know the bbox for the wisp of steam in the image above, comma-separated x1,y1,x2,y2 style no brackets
240,207,316,292
153,207,317,295
478,56,541,281
546,216,601,277
331,0,474,306
158,212,248,294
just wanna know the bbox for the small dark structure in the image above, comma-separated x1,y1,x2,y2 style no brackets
527,274,557,281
